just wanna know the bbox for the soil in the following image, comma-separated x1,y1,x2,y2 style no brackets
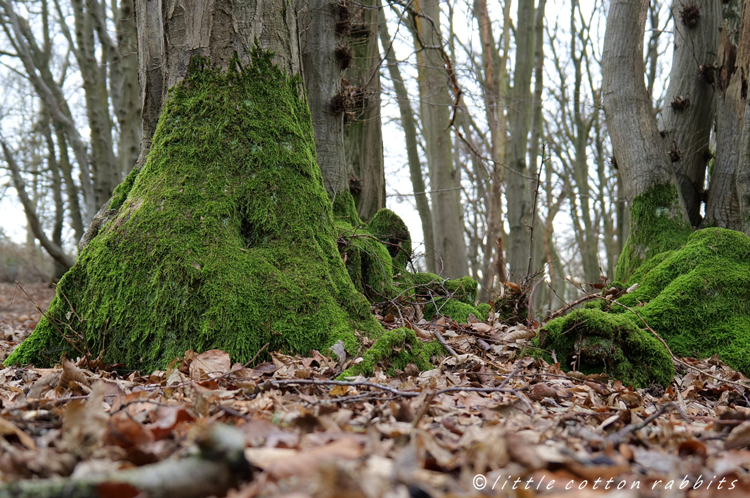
0,282,55,361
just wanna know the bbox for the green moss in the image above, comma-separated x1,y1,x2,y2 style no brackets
538,308,674,387
337,222,396,300
366,209,412,272
110,166,139,211
332,189,362,227
340,327,446,377
476,303,491,318
615,183,692,282
424,298,485,323
617,228,750,375
399,272,477,305
539,227,750,385
6,52,384,372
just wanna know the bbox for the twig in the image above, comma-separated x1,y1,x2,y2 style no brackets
526,144,545,278
432,329,457,357
606,402,689,445
411,391,436,428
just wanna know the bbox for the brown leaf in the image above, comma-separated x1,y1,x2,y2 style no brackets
726,421,750,449
145,405,195,440
528,383,558,402
59,355,89,389
245,436,364,478
0,416,36,449
189,349,231,381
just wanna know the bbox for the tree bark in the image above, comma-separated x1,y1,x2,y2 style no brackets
505,0,536,280
299,0,348,201
705,0,750,229
343,0,386,221
659,0,719,227
602,0,692,281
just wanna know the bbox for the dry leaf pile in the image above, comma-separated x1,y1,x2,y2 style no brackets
1,284,750,497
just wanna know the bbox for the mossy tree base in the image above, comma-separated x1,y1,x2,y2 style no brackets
6,53,383,372
540,227,750,387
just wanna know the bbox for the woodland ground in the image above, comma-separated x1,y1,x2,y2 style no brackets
1,282,750,497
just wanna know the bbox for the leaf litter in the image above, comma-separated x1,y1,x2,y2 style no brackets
0,283,750,496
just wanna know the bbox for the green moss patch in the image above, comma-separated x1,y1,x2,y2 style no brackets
341,327,446,377
6,52,384,372
538,309,674,387
615,183,692,282
539,227,750,386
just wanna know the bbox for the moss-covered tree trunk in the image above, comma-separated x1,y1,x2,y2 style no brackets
602,0,692,282
6,0,385,371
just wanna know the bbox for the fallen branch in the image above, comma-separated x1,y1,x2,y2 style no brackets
0,424,252,498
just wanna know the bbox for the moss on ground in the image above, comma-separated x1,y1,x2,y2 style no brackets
340,327,446,377
539,309,674,387
615,183,692,282
6,52,384,372
539,227,750,386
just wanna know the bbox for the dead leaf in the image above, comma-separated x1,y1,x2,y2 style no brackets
0,416,36,449
189,349,231,381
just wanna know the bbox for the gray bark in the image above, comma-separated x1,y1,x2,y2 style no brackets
411,0,468,278
378,8,436,272
659,0,719,226
602,0,686,205
70,0,119,207
705,1,749,229
344,0,386,221
299,0,347,199
505,0,536,280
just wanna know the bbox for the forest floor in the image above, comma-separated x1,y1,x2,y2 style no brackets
1,282,750,497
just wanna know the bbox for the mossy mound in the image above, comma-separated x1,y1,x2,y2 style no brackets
366,209,412,272
6,53,384,372
539,227,750,386
615,227,750,375
539,309,674,387
341,327,446,377
396,273,486,322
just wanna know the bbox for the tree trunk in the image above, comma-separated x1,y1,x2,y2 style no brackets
659,0,719,227
705,0,749,229
343,0,386,221
505,0,536,281
378,8,436,272
602,0,692,281
474,0,509,301
411,0,469,279
299,0,348,203
7,0,383,372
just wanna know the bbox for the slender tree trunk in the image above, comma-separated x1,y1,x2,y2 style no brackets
411,0,468,278
506,0,536,280
378,5,436,272
71,0,119,207
474,0,509,301
344,0,385,221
